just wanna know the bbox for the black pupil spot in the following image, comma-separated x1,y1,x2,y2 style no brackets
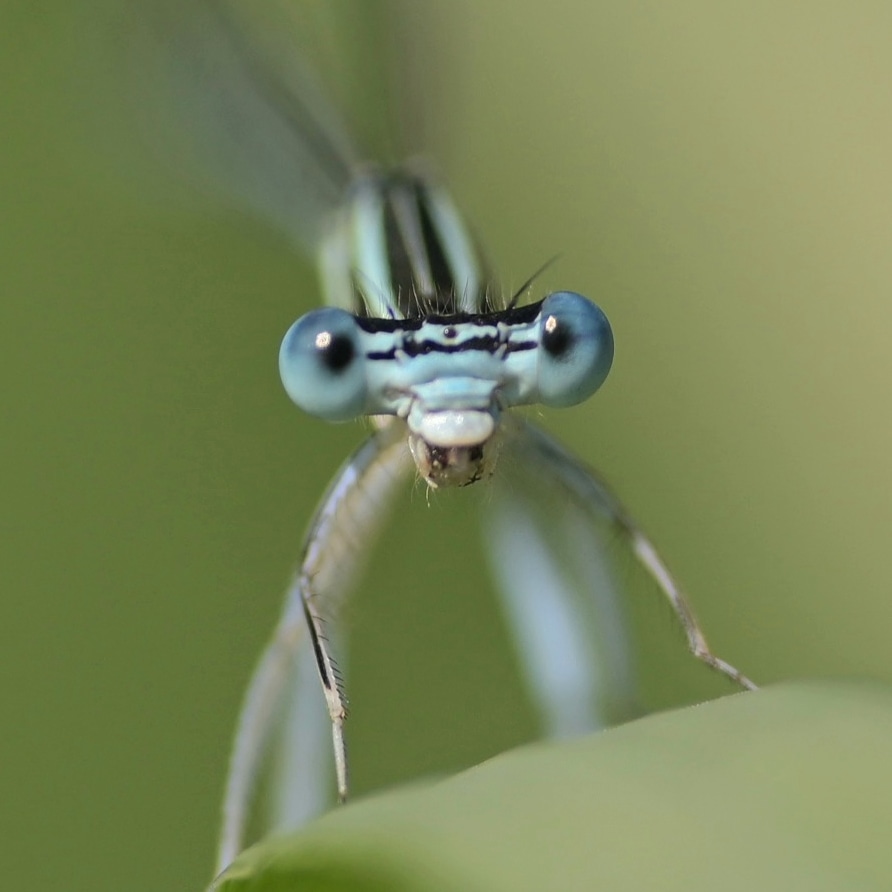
443,326,457,339
321,332,354,372
542,314,573,358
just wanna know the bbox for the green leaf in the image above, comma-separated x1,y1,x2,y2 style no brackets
211,682,892,891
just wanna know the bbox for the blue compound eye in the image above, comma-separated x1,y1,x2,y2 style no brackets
279,307,367,421
536,291,614,407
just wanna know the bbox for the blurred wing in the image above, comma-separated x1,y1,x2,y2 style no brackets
140,0,369,255
482,419,642,735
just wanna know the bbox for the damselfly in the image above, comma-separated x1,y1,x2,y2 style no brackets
154,0,756,874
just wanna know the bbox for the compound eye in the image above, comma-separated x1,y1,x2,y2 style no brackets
279,308,367,421
536,291,614,407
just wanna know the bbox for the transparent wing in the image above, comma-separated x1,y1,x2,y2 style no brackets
141,0,376,255
216,422,412,873
483,418,754,741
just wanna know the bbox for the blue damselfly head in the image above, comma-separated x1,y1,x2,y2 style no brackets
280,289,614,486
278,164,613,487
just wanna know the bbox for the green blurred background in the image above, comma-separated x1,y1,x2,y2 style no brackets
5,2,892,890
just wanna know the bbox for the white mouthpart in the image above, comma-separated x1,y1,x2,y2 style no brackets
416,410,495,447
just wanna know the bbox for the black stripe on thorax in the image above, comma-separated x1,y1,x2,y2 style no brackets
383,176,458,316
371,171,500,318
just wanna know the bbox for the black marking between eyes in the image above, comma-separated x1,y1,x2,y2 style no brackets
367,336,537,362
355,298,544,334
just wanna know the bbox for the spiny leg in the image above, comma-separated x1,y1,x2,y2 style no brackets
216,423,411,873
270,623,333,837
300,586,349,802
516,420,757,692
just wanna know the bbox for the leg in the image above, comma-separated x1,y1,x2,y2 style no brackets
216,422,411,872
514,420,757,692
